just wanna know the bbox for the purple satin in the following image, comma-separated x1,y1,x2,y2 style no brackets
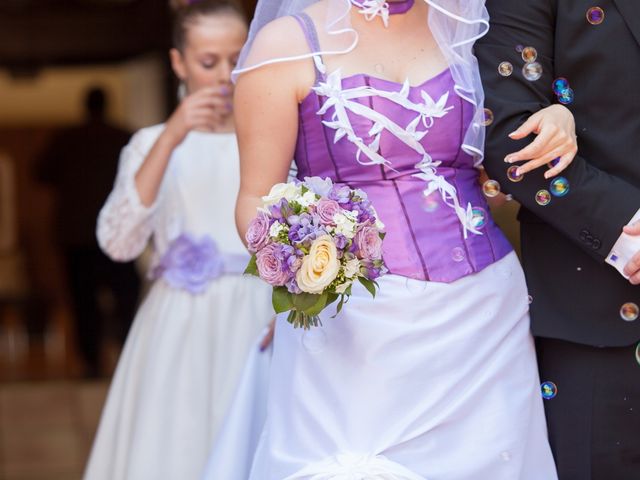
295,69,512,283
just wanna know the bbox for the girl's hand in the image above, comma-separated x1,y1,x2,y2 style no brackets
504,104,577,179
163,86,231,145
259,317,276,352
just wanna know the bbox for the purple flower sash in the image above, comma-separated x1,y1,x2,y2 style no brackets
151,233,249,294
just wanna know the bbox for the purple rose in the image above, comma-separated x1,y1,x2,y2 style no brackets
246,211,271,253
354,225,383,260
316,198,341,225
256,243,293,286
154,234,224,294
286,277,303,294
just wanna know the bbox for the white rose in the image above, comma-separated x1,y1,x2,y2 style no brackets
297,190,318,208
343,258,361,279
296,235,340,294
262,182,301,207
269,222,285,238
333,212,357,239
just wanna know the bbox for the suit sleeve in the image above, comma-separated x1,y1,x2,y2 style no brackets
475,0,640,262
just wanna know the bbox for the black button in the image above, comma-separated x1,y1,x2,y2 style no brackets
585,234,594,244
579,229,589,241
592,239,601,250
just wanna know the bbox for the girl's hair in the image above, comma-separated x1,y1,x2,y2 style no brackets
170,0,246,51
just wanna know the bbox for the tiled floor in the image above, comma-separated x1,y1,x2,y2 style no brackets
0,381,109,480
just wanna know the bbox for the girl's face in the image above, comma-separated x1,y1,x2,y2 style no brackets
170,13,247,95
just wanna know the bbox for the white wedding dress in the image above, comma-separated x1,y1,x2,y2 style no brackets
83,125,273,480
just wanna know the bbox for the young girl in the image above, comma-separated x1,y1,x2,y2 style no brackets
83,2,272,478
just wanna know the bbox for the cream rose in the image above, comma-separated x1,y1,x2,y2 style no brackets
296,235,340,294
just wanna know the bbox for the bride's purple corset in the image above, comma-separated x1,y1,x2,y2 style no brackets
294,70,512,283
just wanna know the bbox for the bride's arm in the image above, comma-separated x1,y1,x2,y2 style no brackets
234,20,315,243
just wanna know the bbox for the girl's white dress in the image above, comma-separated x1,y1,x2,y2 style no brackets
83,125,273,480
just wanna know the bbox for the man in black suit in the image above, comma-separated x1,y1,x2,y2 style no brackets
38,87,140,378
476,1,640,478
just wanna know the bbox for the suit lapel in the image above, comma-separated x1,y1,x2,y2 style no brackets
613,0,640,47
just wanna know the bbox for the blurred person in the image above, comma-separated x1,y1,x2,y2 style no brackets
83,1,273,479
37,87,140,378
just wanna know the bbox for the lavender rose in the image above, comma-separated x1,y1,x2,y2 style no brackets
256,243,293,286
354,224,383,260
316,198,342,226
246,211,271,253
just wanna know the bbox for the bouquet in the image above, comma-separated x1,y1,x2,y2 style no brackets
245,176,387,329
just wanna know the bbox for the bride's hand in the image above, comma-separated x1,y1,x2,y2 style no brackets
503,104,577,179
259,317,276,352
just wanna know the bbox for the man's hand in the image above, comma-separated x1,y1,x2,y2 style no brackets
622,222,640,284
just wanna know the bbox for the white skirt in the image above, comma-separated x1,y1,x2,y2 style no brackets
217,252,557,480
83,274,272,480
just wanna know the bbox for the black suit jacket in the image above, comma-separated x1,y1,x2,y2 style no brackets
476,0,640,347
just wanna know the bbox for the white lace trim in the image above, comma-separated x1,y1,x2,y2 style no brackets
313,69,481,238
96,131,158,262
284,452,428,480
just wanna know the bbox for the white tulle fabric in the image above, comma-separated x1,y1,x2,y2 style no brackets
86,126,273,480
234,0,488,164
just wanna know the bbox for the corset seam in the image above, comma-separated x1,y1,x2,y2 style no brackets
318,95,343,182
452,104,474,270
392,179,429,279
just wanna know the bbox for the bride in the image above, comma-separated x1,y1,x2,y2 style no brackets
211,0,572,478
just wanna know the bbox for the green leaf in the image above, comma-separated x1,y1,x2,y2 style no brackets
244,255,258,276
272,287,294,313
358,276,377,298
295,291,329,316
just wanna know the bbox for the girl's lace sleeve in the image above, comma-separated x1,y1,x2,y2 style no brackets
96,129,159,262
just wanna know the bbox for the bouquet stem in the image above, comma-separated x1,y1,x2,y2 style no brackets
286,311,322,330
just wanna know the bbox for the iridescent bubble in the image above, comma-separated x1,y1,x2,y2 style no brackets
421,192,440,213
620,302,639,322
558,88,575,105
482,179,501,198
523,62,543,81
515,45,524,53
498,61,513,77
636,342,640,366
535,189,551,206
470,207,487,230
586,6,605,25
521,46,538,63
550,177,570,197
507,165,523,182
482,108,494,126
547,157,561,169
301,329,327,353
541,381,558,400
451,247,465,262
374,63,385,74
528,295,533,304
552,77,570,95
405,277,428,294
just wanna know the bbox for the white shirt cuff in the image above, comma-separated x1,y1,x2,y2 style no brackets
605,208,640,279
